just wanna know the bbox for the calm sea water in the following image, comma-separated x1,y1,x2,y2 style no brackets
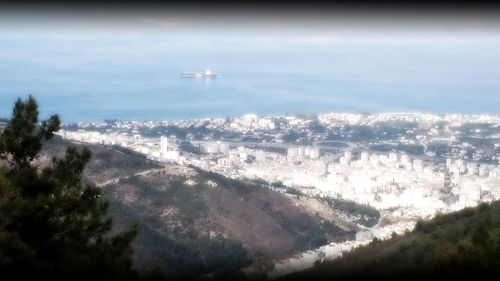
1,33,500,123
1,70,500,122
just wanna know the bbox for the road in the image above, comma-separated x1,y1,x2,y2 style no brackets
96,167,167,187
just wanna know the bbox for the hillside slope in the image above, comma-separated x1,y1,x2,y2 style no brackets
279,200,500,280
39,137,363,279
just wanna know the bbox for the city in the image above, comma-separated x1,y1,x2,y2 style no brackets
2,3,500,280
58,112,500,276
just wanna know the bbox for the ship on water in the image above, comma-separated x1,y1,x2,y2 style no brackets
181,69,218,79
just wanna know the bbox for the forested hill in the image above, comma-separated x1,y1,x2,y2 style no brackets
38,137,362,280
278,200,500,280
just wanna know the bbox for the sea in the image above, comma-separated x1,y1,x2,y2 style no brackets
0,66,500,122
1,37,500,123
1,68,500,123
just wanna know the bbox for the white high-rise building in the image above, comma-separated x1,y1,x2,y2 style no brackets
344,151,353,161
389,152,399,163
413,159,424,171
297,147,305,157
360,151,370,162
339,151,352,165
467,162,478,175
455,159,465,174
479,165,489,177
160,136,169,155
204,143,220,154
307,147,320,159
400,154,410,164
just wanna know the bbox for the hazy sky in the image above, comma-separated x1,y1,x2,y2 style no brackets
2,8,500,81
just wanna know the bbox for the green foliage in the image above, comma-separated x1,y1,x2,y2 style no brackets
119,176,208,229
179,141,205,155
0,97,139,281
192,167,258,195
318,196,380,227
0,96,60,168
193,167,354,252
283,187,303,196
104,173,253,280
370,143,425,155
257,198,350,250
279,200,500,280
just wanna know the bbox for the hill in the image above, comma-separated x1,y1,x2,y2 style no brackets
278,200,500,280
39,137,367,279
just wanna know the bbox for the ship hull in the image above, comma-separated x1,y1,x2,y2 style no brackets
181,71,217,79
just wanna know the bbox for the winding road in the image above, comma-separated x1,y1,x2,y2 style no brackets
96,167,167,187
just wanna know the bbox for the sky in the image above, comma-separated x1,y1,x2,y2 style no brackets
2,7,499,83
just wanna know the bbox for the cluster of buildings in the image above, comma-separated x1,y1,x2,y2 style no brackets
317,112,500,127
186,140,500,220
228,114,276,131
57,130,127,146
61,112,500,166
58,126,500,222
330,151,499,210
187,145,499,253
287,146,320,159
57,130,184,163
446,158,495,176
57,112,500,277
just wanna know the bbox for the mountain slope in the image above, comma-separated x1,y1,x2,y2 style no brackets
102,166,357,270
278,200,500,280
39,137,361,278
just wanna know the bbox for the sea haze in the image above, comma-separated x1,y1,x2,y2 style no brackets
1,8,500,122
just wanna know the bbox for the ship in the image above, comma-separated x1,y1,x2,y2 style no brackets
181,69,218,79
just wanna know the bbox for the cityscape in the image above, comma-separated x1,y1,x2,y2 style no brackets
58,112,500,277
2,3,500,280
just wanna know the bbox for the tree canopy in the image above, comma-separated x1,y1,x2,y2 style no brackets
0,96,138,281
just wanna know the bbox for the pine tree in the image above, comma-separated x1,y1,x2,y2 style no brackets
0,96,138,281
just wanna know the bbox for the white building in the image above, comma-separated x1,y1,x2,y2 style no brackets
217,157,231,167
160,136,169,155
467,162,478,175
162,150,180,161
389,152,399,163
255,150,268,163
360,151,370,162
